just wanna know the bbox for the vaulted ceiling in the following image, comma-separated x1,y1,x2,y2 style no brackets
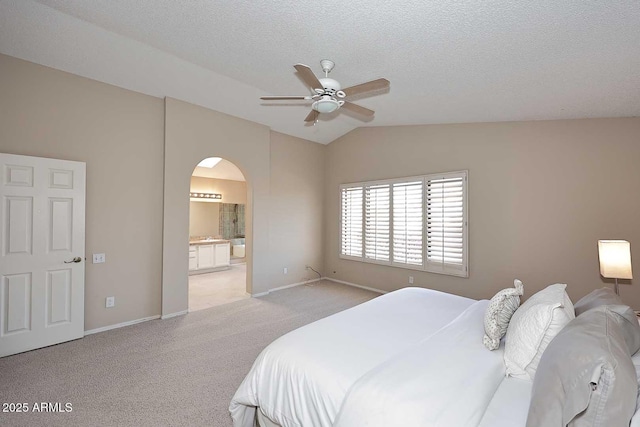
1,0,639,144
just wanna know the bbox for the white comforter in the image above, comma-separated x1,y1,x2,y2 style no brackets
334,300,505,427
230,287,475,427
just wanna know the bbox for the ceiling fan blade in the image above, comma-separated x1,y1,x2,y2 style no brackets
260,96,311,100
341,101,375,118
304,110,319,122
294,64,323,90
342,78,390,97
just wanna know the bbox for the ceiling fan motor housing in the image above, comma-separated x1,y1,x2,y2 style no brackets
318,77,341,93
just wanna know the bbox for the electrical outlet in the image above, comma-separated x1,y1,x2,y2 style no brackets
283,267,288,274
409,276,414,284
105,296,115,308
93,253,106,264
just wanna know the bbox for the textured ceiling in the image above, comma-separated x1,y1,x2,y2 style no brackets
1,0,639,144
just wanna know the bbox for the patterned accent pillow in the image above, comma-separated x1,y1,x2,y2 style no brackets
483,279,524,350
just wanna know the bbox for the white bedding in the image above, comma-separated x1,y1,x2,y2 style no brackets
333,300,505,427
230,287,475,427
231,287,640,427
478,376,532,427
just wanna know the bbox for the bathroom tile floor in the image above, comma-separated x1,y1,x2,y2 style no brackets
188,263,249,312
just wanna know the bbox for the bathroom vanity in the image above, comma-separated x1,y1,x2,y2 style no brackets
188,239,231,274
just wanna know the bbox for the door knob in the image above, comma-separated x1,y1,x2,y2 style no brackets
64,257,82,264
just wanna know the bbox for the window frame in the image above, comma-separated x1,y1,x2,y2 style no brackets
339,170,468,278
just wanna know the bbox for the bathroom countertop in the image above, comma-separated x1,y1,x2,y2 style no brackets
189,239,230,246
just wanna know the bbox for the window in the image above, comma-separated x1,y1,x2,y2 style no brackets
339,171,468,277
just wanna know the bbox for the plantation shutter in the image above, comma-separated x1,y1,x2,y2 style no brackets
426,172,467,274
392,180,423,266
340,185,363,258
364,183,390,262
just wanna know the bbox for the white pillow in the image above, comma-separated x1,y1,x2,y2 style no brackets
504,283,575,380
483,279,524,350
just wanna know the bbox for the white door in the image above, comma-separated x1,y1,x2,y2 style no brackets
0,153,85,357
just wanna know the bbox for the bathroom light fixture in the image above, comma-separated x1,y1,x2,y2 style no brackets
190,192,222,200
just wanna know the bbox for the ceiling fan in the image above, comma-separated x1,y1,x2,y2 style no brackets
260,60,390,123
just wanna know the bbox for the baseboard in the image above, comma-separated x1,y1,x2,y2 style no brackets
84,315,160,336
251,277,323,298
325,278,387,294
161,310,189,320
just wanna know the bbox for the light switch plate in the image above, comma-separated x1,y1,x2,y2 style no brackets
105,296,115,308
93,253,106,264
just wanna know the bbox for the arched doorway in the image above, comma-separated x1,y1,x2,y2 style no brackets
188,157,248,311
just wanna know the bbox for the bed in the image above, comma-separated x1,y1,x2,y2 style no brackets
230,287,640,427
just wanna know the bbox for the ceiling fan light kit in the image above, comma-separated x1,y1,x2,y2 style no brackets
260,59,389,123
313,96,342,113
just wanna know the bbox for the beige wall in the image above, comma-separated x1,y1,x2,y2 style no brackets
0,54,165,331
162,101,329,316
4,52,639,332
324,119,640,309
269,131,325,287
189,177,247,238
163,97,272,315
0,54,327,331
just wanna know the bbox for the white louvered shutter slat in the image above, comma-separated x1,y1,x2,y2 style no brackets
340,186,363,258
426,174,467,273
365,184,390,262
393,180,423,266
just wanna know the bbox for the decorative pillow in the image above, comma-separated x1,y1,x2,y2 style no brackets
574,287,624,316
483,279,524,350
504,283,575,380
605,304,640,355
526,306,639,427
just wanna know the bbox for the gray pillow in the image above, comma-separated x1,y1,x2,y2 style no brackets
607,304,640,356
526,306,640,427
574,287,624,316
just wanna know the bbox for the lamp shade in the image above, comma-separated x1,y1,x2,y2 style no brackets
598,240,633,279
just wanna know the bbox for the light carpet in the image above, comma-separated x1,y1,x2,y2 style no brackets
0,281,378,427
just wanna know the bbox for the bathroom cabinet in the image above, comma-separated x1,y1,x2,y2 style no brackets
188,240,231,274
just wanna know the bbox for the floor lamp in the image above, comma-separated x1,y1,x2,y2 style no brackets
598,240,633,296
